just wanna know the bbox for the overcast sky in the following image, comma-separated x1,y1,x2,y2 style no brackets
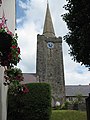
16,0,90,85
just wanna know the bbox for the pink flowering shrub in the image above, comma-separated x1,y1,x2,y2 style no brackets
0,12,28,94
4,67,29,95
0,13,21,67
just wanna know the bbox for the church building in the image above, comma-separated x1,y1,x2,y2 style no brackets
15,1,90,106
22,2,66,105
36,2,66,105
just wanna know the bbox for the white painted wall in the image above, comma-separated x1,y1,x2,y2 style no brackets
0,67,8,120
0,0,16,33
0,1,15,120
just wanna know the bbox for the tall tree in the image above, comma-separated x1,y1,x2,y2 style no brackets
62,0,90,69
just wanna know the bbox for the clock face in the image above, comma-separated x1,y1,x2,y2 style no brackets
47,42,54,48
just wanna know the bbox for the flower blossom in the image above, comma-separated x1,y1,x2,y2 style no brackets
12,45,17,49
0,23,3,28
8,53,12,59
17,47,20,54
22,85,29,93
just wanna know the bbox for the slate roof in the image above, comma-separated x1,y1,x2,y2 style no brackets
21,73,37,84
22,73,90,97
65,85,90,97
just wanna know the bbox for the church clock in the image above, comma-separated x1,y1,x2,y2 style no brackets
47,42,54,48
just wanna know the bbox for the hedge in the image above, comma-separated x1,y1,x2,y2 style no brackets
7,83,51,120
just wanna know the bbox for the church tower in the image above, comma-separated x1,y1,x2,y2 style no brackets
36,2,65,105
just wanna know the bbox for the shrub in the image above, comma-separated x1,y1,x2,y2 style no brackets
7,83,51,120
61,101,70,110
73,101,79,110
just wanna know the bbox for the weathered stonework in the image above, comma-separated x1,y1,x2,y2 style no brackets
36,2,66,105
36,35,65,104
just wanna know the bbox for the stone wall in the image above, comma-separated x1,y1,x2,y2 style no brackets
36,34,65,105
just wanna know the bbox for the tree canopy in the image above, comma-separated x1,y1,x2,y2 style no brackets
62,0,90,69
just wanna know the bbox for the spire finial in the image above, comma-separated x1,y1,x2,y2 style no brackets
47,0,48,4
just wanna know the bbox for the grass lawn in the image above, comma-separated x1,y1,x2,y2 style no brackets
51,110,87,120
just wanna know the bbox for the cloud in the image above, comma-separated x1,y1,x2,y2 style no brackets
18,0,30,9
16,0,90,85
17,21,37,73
63,41,90,85
16,18,24,24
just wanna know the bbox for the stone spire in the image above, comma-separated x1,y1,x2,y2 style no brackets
43,1,55,37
